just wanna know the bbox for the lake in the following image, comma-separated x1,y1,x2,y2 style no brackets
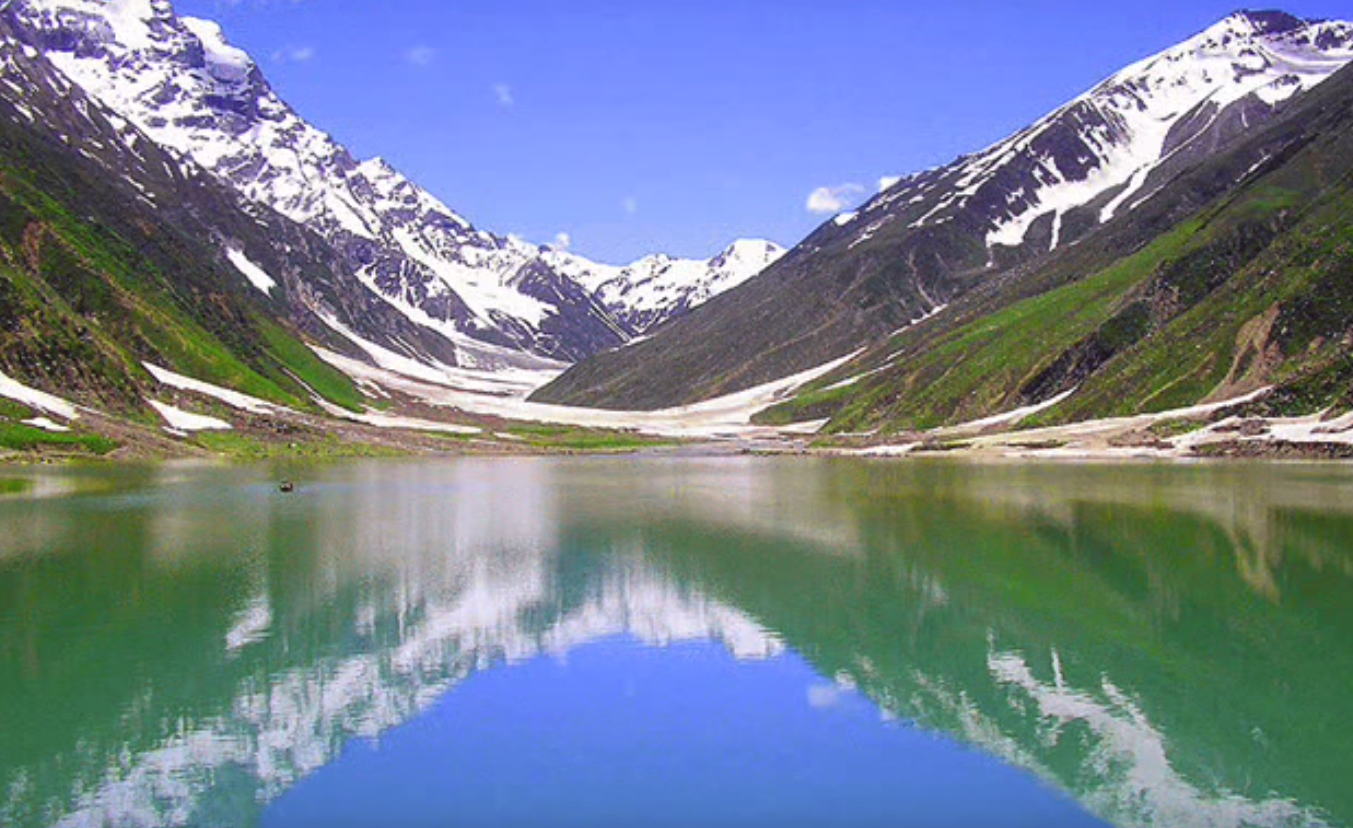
1,457,1351,827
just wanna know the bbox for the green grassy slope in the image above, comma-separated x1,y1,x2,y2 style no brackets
760,63,1353,435
0,90,368,436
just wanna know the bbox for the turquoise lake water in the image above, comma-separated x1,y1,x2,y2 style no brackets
2,457,1350,827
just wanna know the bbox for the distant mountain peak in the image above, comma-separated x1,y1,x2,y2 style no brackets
539,239,786,335
710,238,785,269
530,7,1353,412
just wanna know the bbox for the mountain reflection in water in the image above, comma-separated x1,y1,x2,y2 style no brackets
0,458,1349,827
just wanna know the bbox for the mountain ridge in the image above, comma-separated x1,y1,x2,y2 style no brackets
751,56,1353,436
5,4,1353,455
3,0,782,366
533,9,1353,410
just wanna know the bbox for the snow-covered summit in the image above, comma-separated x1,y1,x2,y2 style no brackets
16,0,178,52
545,239,786,333
862,10,1353,254
1,0,777,364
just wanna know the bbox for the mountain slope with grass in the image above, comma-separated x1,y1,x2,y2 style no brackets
756,59,1353,436
0,23,403,454
534,11,1353,411
2,0,783,366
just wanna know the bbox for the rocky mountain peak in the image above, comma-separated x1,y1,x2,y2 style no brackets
1,0,782,368
709,239,785,270
837,8,1353,262
530,9,1353,412
179,16,254,83
1182,9,1352,57
1224,10,1308,36
12,0,187,59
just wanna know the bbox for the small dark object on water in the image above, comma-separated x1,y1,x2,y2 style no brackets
279,481,295,493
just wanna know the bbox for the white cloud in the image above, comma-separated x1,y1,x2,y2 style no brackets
807,684,846,709
405,46,436,67
806,183,865,215
271,45,315,64
493,83,514,107
878,175,903,192
552,232,572,251
622,196,638,216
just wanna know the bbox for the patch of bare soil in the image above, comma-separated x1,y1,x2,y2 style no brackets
1190,440,1353,460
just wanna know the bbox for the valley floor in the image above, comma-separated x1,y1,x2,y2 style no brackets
0,347,847,462
3,348,1352,464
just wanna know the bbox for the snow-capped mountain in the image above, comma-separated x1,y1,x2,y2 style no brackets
547,239,786,333
1,0,779,367
852,10,1353,256
535,10,1353,411
0,10,503,397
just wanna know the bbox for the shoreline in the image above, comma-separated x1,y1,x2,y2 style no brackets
7,433,1353,467
5,358,1352,466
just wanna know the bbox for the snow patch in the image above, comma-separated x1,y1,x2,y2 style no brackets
312,344,863,439
315,313,560,395
180,17,252,83
957,388,1078,430
312,397,481,436
224,248,277,295
143,363,287,415
147,399,232,432
0,368,79,420
21,417,71,433
821,363,894,393
848,443,922,457
777,418,829,435
1100,166,1154,223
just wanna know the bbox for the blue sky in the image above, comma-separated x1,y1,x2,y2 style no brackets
177,1,1353,264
